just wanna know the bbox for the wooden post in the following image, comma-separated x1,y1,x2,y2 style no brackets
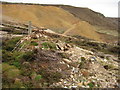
28,21,32,35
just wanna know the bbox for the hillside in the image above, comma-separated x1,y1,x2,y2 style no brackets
1,21,119,88
58,5,118,30
1,3,107,42
1,2,119,89
63,21,102,41
2,4,77,33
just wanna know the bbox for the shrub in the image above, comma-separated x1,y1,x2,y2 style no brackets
2,50,13,62
12,80,24,88
43,71,62,83
12,51,25,61
4,69,21,81
3,37,22,51
38,69,62,84
108,46,120,54
42,42,57,50
2,63,16,72
12,61,21,68
22,51,35,61
30,41,38,46
81,57,86,61
87,82,95,88
78,57,90,69
21,68,32,76
3,50,36,64
35,75,42,81
3,63,21,79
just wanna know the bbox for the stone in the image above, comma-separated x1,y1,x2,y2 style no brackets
83,81,90,86
63,59,71,64
23,62,30,66
77,82,83,87
70,75,74,78
71,86,77,88
14,78,21,82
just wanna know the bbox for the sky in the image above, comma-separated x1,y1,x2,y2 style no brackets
1,0,119,17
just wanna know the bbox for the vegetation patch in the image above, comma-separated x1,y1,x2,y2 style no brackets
3,63,16,72
42,42,57,50
58,52,71,59
3,63,21,80
78,57,90,69
87,82,95,88
4,69,21,79
2,50,13,62
30,41,38,46
12,61,21,68
35,75,42,81
22,51,36,61
38,69,62,84
2,37,22,51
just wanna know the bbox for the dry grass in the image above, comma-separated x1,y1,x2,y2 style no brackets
64,21,102,41
2,4,78,32
2,4,104,42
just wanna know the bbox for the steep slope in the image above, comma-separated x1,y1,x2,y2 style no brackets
2,4,78,33
64,21,102,41
58,5,118,30
1,3,103,41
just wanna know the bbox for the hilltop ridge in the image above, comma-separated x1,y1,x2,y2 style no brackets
1,2,118,43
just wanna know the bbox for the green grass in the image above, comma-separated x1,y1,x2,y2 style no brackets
12,61,21,68
87,82,95,88
35,75,42,81
42,42,57,50
30,41,38,46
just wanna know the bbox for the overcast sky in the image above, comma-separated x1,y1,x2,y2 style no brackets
1,0,119,17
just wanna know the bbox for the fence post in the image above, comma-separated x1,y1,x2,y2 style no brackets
28,21,32,35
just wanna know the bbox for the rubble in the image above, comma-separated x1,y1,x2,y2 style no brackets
2,22,119,88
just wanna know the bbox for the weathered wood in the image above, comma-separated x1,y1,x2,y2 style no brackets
28,21,32,35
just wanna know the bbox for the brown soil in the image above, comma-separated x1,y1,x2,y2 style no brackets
1,3,117,43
